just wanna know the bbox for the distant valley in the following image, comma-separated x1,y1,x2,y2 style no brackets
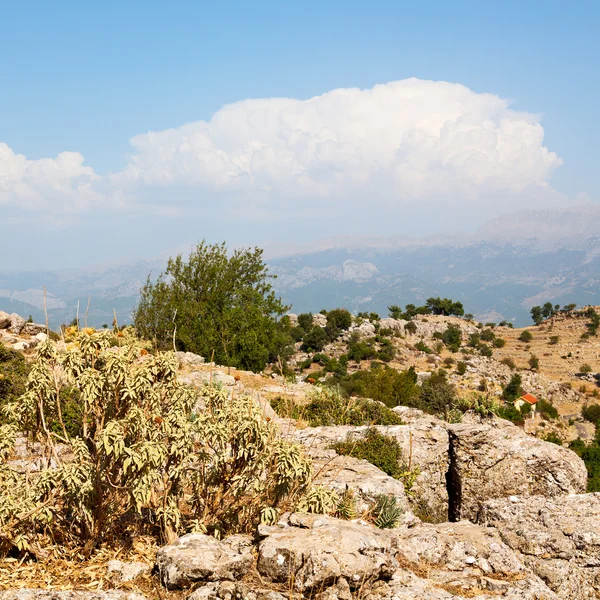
1,205,599,329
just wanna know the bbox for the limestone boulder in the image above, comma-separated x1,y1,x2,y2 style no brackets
294,422,449,522
387,520,558,599
308,448,414,522
257,513,399,591
156,533,253,589
447,419,588,521
479,493,600,599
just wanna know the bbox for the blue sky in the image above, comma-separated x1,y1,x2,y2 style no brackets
1,0,598,268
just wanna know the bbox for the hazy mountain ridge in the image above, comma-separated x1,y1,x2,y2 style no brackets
1,206,599,328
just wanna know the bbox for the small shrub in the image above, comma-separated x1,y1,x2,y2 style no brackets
543,432,563,446
415,341,432,354
271,388,403,427
480,345,493,357
529,354,540,371
302,326,328,352
582,404,600,425
404,321,417,335
480,329,496,342
537,399,559,420
549,335,560,345
333,428,403,478
297,313,313,332
501,357,516,369
456,361,467,375
493,337,506,348
502,374,523,401
519,330,533,342
580,364,593,374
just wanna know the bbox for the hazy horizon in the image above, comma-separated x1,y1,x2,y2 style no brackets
1,1,599,270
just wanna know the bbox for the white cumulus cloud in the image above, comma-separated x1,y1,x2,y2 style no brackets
117,78,562,202
0,78,563,217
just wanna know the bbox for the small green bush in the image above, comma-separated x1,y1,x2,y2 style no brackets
480,345,493,357
302,326,327,352
537,399,559,420
493,337,506,348
543,432,563,445
582,404,600,424
456,361,467,375
519,330,533,342
271,389,403,427
415,341,432,354
333,428,404,478
480,329,496,342
580,364,593,374
404,321,417,335
549,335,560,345
0,343,31,423
297,313,313,332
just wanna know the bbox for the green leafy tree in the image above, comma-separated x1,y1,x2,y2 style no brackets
502,374,523,401
388,305,402,319
530,306,543,325
302,326,327,352
425,297,465,317
442,325,462,352
325,308,352,340
134,241,291,372
297,313,313,332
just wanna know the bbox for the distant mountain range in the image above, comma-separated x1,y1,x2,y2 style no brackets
1,205,599,329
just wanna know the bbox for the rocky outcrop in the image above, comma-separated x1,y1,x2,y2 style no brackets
390,520,558,599
447,418,588,521
307,448,414,522
294,420,449,522
156,533,253,589
479,493,600,599
106,560,152,583
257,513,399,592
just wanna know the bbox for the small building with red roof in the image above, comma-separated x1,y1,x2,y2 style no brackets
515,393,539,414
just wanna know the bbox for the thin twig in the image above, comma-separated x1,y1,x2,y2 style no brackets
84,296,91,328
43,286,49,334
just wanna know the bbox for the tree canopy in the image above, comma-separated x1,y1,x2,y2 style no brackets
134,241,291,372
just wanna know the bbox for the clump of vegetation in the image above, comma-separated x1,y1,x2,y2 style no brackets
456,361,467,375
493,337,506,348
271,387,404,427
414,341,432,354
537,399,559,420
518,330,533,343
529,354,540,371
0,330,328,557
502,374,523,401
549,335,560,345
543,432,563,445
500,357,516,369
580,363,593,374
134,241,293,372
442,325,462,352
333,428,404,478
0,342,31,422
582,404,600,425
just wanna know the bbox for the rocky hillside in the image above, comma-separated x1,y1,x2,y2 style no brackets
3,312,600,598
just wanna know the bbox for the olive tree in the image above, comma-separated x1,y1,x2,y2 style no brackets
134,241,292,372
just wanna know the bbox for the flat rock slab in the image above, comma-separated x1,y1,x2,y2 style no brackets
156,533,253,590
257,513,399,592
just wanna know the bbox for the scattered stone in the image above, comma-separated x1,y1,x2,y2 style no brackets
0,593,147,600
106,560,152,582
156,533,253,589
